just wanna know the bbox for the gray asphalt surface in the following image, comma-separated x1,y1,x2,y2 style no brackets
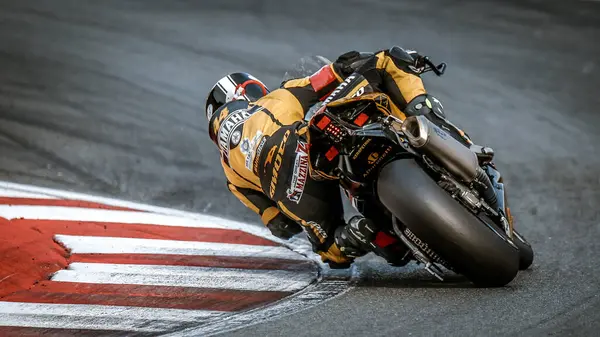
0,0,599,336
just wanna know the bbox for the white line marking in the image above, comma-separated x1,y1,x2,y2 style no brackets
0,189,59,199
0,302,224,321
52,269,312,292
0,182,267,230
0,182,323,270
67,262,310,278
0,205,229,229
0,315,162,332
0,303,224,333
0,182,289,246
0,309,217,332
55,235,306,261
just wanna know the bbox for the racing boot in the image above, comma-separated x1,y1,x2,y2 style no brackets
334,215,378,258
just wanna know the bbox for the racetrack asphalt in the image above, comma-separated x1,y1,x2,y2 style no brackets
0,0,599,336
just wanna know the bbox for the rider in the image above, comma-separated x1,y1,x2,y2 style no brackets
204,46,476,268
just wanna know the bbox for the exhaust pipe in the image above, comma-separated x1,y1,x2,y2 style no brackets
402,115,479,183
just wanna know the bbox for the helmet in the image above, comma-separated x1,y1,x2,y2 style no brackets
204,72,269,121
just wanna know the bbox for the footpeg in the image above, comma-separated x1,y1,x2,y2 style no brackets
424,262,445,281
470,144,495,165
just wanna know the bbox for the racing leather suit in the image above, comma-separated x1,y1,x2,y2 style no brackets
209,46,472,265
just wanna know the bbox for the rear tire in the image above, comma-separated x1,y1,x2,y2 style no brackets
377,159,520,287
513,230,534,270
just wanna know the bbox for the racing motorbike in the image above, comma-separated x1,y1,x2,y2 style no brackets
285,54,534,287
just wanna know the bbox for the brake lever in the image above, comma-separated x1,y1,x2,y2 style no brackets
421,56,447,76
434,62,447,76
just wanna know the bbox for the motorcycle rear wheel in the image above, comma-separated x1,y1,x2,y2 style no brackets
377,159,520,287
513,230,534,270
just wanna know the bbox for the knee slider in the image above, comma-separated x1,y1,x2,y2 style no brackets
404,94,446,119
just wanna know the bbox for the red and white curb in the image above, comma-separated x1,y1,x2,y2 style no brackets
0,182,351,336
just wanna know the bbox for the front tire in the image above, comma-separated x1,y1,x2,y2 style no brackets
377,159,520,287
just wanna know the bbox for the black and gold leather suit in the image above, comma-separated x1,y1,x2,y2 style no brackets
208,46,472,265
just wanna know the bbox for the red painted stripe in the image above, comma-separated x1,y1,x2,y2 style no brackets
11,219,279,246
0,197,141,212
0,327,136,337
0,217,68,297
70,254,315,272
3,281,290,311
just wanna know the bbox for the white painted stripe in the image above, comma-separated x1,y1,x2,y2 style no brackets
0,310,208,332
0,181,313,259
52,269,312,292
0,189,59,199
67,262,314,281
0,182,276,238
0,315,161,332
0,302,224,321
0,303,223,333
0,182,261,228
55,235,306,261
0,205,228,229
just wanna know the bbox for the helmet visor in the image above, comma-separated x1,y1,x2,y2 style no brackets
235,80,269,102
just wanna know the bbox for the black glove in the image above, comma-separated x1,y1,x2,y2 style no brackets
334,50,375,77
266,213,303,240
388,46,427,75
334,215,377,258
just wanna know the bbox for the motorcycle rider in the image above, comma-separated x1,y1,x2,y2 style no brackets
205,46,478,268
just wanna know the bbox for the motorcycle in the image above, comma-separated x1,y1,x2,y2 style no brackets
283,53,534,287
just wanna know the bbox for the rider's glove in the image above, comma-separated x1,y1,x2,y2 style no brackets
405,49,428,74
333,50,375,77
266,213,303,240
